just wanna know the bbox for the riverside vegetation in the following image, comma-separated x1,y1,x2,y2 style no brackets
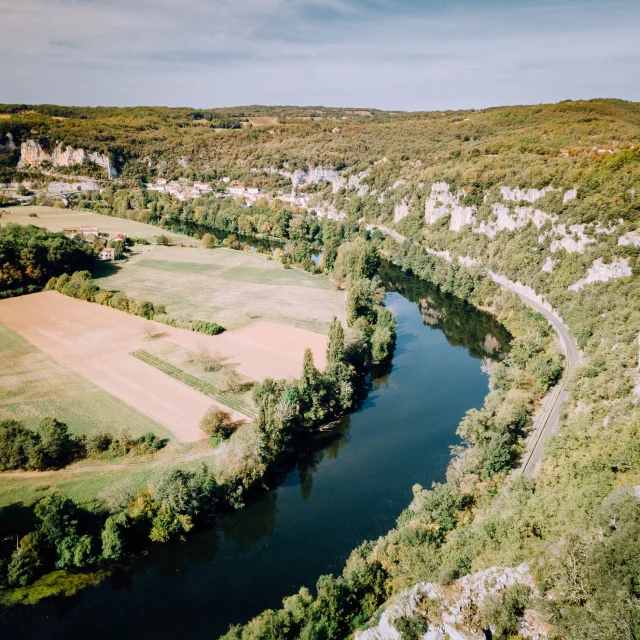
1,99,640,638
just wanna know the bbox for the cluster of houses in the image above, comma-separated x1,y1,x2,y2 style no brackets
144,178,317,211
60,226,127,261
145,179,213,201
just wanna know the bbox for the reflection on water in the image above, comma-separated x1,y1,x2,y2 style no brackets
0,263,509,640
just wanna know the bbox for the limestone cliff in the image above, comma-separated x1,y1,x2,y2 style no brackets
393,197,410,222
357,564,547,640
17,140,118,179
568,257,632,291
424,182,476,231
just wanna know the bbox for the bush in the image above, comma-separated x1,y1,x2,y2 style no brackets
201,232,217,248
188,346,225,371
156,234,171,245
480,583,530,639
200,407,236,438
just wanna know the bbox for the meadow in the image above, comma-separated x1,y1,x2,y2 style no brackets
96,244,346,332
0,206,196,245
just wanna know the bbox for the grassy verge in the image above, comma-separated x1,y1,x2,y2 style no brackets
0,569,112,606
131,350,257,419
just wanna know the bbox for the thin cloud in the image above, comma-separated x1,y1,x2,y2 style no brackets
0,0,638,109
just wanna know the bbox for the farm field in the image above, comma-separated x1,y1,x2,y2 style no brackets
96,244,346,332
0,322,171,439
0,206,196,245
0,291,329,441
247,116,279,126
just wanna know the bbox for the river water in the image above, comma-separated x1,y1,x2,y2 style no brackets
0,264,509,639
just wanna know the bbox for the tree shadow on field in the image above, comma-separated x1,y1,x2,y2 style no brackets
91,260,122,278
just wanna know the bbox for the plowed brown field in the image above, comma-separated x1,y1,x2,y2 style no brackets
0,292,328,442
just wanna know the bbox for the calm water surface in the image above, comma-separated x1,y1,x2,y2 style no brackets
0,266,509,639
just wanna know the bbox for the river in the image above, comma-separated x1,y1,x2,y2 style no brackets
0,264,509,639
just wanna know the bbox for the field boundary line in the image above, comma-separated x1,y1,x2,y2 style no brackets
131,349,257,419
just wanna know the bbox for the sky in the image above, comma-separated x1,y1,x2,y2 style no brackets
1,0,639,111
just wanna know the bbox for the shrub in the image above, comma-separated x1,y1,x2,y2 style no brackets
200,407,236,438
201,233,217,248
156,234,171,245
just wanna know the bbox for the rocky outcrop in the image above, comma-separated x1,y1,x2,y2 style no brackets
473,205,556,238
618,231,640,247
17,140,117,179
569,258,632,291
500,185,554,203
393,197,410,222
0,133,16,153
458,255,478,267
542,256,554,272
357,564,544,640
283,166,341,190
563,189,577,204
425,182,476,231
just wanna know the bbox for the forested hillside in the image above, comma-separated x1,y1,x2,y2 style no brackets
1,99,640,638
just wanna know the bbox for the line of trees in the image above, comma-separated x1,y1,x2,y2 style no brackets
0,418,163,472
45,271,224,335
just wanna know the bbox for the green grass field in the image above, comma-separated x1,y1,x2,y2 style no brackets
0,448,219,508
0,322,172,440
96,244,346,332
0,206,197,245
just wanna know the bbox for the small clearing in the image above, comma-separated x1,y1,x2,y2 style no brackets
247,116,279,127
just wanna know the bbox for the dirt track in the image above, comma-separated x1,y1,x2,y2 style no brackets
0,292,328,442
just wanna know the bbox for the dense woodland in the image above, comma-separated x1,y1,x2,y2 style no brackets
1,99,640,638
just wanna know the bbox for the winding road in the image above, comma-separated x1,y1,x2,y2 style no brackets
489,275,581,476
368,224,580,476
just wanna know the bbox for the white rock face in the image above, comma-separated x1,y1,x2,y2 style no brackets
427,248,452,263
394,197,410,223
500,185,554,203
473,205,557,239
618,231,640,247
18,140,117,178
357,564,542,640
450,205,476,232
424,182,476,231
542,256,554,273
347,167,372,195
314,203,345,220
285,166,341,190
546,221,616,254
391,179,406,189
569,258,632,291
563,189,577,204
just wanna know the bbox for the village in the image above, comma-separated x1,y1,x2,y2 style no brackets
144,177,313,207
